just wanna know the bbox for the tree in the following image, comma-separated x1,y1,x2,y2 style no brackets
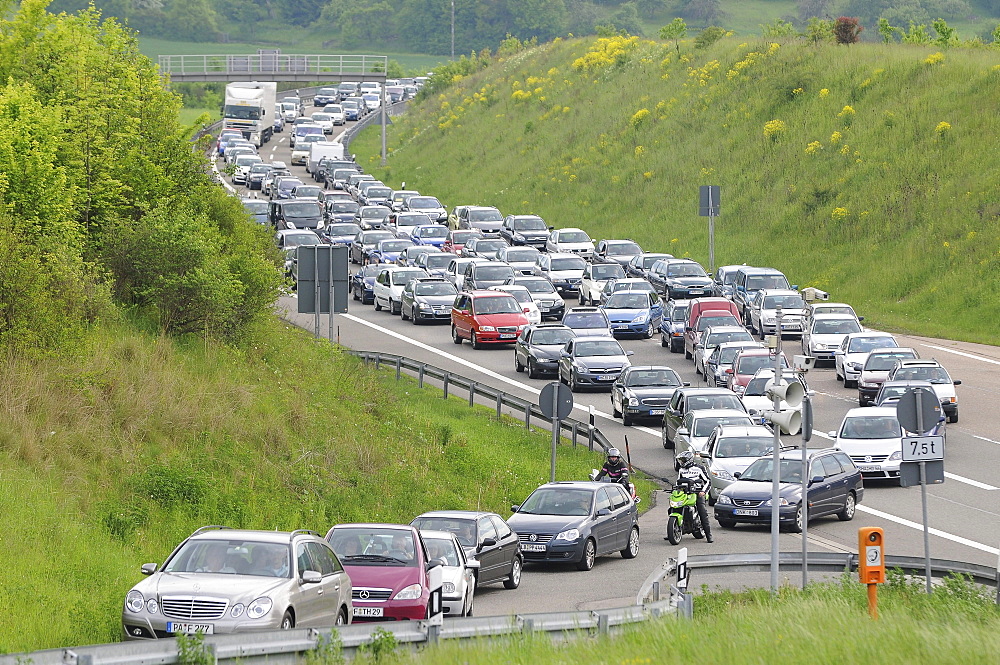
610,2,643,35
806,17,835,43
932,17,957,46
162,0,221,41
833,16,862,43
877,17,900,43
694,25,728,48
635,0,666,19
797,0,831,22
659,17,687,53
679,0,724,26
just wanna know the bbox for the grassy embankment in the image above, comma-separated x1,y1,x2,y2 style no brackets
0,315,646,653
351,36,1000,346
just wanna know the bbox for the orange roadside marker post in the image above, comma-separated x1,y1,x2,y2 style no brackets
858,527,886,619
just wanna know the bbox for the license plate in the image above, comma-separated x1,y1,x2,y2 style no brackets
499,333,516,339
522,543,546,552
858,465,882,472
614,324,629,329
166,622,214,635
599,374,617,381
650,409,665,416
689,290,705,295
732,509,758,516
353,607,384,618
540,307,550,312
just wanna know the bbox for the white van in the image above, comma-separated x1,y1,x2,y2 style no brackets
307,142,346,174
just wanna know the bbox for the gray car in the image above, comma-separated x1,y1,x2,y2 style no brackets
122,526,352,639
400,277,458,324
558,336,633,392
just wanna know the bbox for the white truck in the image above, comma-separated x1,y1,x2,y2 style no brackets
307,141,346,174
223,81,277,148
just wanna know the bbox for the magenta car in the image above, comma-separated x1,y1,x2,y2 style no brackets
325,523,436,622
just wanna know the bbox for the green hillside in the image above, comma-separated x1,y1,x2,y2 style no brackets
353,36,1000,345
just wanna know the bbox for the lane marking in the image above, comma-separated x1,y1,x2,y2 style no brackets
804,533,855,554
856,505,999,555
919,343,1000,366
973,434,1000,445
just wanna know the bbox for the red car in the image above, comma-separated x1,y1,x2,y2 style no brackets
442,229,483,255
725,348,788,395
451,290,530,348
325,523,437,622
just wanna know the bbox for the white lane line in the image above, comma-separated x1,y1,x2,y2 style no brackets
919,343,1000,366
855,505,999,555
973,434,1000,445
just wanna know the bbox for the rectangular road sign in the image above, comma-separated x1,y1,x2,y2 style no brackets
899,460,944,487
297,245,349,314
699,185,720,217
902,435,945,462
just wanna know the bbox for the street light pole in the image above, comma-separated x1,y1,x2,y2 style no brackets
451,0,455,60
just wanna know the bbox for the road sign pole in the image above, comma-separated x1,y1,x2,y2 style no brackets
328,251,334,343
914,389,933,594
550,383,559,483
708,209,716,275
801,407,808,588
770,306,783,593
313,257,321,338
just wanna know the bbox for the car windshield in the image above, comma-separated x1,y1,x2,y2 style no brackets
417,227,448,240
520,279,557,294
396,215,428,227
409,197,442,208
626,370,680,387
715,436,773,458
505,249,538,262
576,340,624,357
362,207,390,219
362,233,393,246
815,305,855,317
333,170,357,180
380,241,412,252
293,186,321,197
892,366,951,384
410,517,477,547
643,255,671,269
414,283,457,296
532,329,575,345
813,319,862,335
746,274,790,290
694,416,751,437
687,395,743,411
763,295,805,309
283,233,319,248
697,315,739,331
559,231,591,243
328,527,418,566
504,289,531,303
606,293,650,309
422,536,462,566
518,488,593,516
367,187,392,197
738,458,803,483
607,243,641,256
469,209,502,221
312,113,332,122
423,254,453,268
163,539,290,578
283,202,320,218
330,202,360,213
473,295,520,314
278,179,304,191
849,337,896,353
477,265,515,280
865,352,916,370
360,265,381,277
841,416,902,439
878,386,913,403
243,201,268,214
451,231,478,243
513,217,547,230
704,330,753,347
667,263,707,278
592,264,626,280
670,306,690,322
551,257,587,271
391,270,426,285
564,313,608,329
737,355,787,374
719,345,752,363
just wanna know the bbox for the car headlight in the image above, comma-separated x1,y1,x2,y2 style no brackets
231,603,245,618
556,528,580,542
125,590,144,613
860,381,878,388
419,303,434,311
632,312,648,323
733,384,746,394
716,494,733,505
888,450,902,461
712,468,735,481
847,362,862,370
247,597,273,619
146,598,159,614
478,325,496,332
442,582,456,594
394,583,423,600
764,497,789,507
627,397,639,407
514,233,525,241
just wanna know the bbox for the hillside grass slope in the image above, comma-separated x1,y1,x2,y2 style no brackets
353,36,1000,345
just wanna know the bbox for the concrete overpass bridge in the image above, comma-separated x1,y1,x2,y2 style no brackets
157,53,388,83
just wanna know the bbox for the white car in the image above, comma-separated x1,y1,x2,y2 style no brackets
232,154,263,185
445,256,490,290
886,359,961,423
545,227,595,258
489,285,541,324
748,289,806,338
739,368,804,432
801,314,863,362
578,262,626,306
805,301,861,328
674,409,756,465
695,325,755,376
291,136,328,166
834,332,897,388
829,407,903,481
417,530,478,617
372,266,429,314
309,112,336,134
325,105,346,125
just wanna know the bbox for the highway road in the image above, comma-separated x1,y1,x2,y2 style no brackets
226,103,1000,615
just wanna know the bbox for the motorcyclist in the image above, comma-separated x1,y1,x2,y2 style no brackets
676,450,714,543
595,448,630,487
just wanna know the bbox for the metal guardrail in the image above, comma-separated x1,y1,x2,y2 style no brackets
159,54,389,82
348,350,615,455
1,601,676,665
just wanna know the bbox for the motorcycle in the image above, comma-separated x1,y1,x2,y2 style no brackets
589,469,641,504
665,477,704,545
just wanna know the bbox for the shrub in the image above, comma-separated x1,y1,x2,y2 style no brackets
695,26,728,49
833,17,863,44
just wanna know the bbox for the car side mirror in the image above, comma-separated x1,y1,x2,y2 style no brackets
953,379,962,385
426,559,442,571
677,427,690,436
626,350,634,356
141,563,158,575
810,474,824,486
465,559,481,570
733,472,741,479
685,326,693,332
301,570,322,584
511,504,520,512
827,431,837,438
682,382,691,387
561,350,570,357
858,316,865,321
595,508,610,517
478,537,497,551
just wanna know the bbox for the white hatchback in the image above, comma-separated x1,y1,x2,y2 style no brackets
834,332,897,388
545,227,595,259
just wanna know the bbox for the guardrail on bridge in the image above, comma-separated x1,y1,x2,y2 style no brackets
158,54,389,82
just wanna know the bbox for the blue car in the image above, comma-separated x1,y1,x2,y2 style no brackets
351,264,380,304
601,291,662,339
658,299,690,353
410,224,449,248
367,238,414,265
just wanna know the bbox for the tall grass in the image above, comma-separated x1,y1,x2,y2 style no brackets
351,37,1000,345
0,317,645,652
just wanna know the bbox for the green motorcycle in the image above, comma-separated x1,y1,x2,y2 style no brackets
665,477,705,545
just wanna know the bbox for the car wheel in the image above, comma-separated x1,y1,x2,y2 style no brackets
645,323,654,339
684,346,692,360
666,516,682,545
787,507,804,533
845,377,857,389
465,593,474,617
662,428,674,449
452,326,463,345
579,292,587,306
568,372,578,392
623,412,634,426
575,538,597,571
400,306,410,321
660,332,669,348
670,340,683,354
374,298,382,312
612,397,621,418
949,411,958,424
621,526,640,559
280,610,294,630
335,607,348,625
837,492,857,521
514,353,524,373
527,358,540,379
471,331,483,350
352,285,360,301
503,556,522,589
391,299,400,315
717,518,737,529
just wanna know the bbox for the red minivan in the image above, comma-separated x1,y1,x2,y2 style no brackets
325,523,437,622
683,297,743,359
451,290,530,349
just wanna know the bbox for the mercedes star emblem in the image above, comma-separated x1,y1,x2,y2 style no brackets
359,589,370,599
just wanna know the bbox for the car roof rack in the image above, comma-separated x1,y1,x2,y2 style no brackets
191,525,233,536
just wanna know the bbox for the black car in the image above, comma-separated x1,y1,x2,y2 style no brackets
499,214,551,248
661,387,748,449
313,87,338,107
349,230,395,265
324,200,360,225
400,277,458,324
611,365,688,426
268,199,324,231
350,264,381,304
504,276,565,321
647,259,714,299
322,222,362,247
714,448,863,532
514,323,576,378
411,510,523,588
508,481,639,571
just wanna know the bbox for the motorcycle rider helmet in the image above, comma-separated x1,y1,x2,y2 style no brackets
677,450,696,468
606,448,622,465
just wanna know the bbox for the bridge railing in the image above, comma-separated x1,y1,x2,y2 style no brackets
158,54,389,80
